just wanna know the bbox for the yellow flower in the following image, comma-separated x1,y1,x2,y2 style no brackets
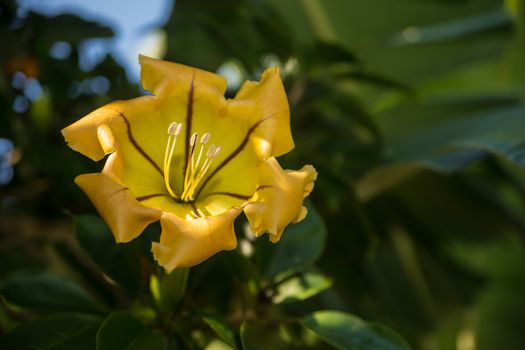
62,55,317,272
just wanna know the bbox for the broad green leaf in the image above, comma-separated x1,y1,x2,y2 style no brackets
384,104,525,164
302,311,411,350
0,314,101,350
202,315,240,349
0,270,106,314
96,312,165,350
390,10,511,46
358,102,525,199
273,272,333,304
257,202,327,279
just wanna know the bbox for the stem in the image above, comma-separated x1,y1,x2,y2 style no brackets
152,268,190,327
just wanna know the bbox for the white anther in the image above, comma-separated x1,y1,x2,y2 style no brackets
213,146,221,158
174,123,183,136
200,132,211,145
167,122,178,135
190,133,198,146
206,144,217,158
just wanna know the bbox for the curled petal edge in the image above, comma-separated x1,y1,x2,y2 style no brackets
243,157,317,243
234,67,294,158
75,173,162,243
152,206,242,272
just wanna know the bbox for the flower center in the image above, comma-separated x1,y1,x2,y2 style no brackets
163,122,221,203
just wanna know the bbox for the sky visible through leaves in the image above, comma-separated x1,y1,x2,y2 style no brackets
19,0,172,81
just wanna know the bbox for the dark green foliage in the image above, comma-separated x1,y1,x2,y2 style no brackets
96,312,165,350
302,311,411,350
0,270,107,314
0,314,102,350
74,215,159,299
1,0,525,349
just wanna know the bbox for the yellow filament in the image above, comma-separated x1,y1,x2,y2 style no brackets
163,122,182,199
183,146,221,201
163,126,220,203
182,133,198,197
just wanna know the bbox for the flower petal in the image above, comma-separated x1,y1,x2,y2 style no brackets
152,207,242,272
75,173,161,243
139,54,226,97
139,55,261,201
62,97,168,197
234,67,294,158
243,158,317,243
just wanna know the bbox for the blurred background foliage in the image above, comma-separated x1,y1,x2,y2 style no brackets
1,0,525,349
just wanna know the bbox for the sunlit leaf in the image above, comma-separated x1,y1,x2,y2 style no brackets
302,311,411,350
358,102,525,198
202,315,240,349
389,10,511,46
273,272,333,304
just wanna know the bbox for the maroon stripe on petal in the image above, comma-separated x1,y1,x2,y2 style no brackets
194,116,270,199
136,193,170,202
190,202,201,217
182,74,195,187
118,112,163,176
205,191,252,200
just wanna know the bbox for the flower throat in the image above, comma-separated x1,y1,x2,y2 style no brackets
163,122,221,203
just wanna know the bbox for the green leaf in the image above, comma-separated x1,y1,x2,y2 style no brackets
358,102,525,199
96,312,165,350
273,273,333,304
0,314,102,350
0,270,106,314
258,202,327,279
74,215,157,297
381,102,525,163
202,315,240,349
390,10,511,46
302,311,411,350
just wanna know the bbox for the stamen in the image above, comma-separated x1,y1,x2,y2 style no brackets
183,133,199,191
174,123,183,136
190,132,198,146
183,144,222,201
163,126,222,202
163,122,183,199
167,122,177,135
200,132,211,145
213,146,222,158
206,144,217,158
